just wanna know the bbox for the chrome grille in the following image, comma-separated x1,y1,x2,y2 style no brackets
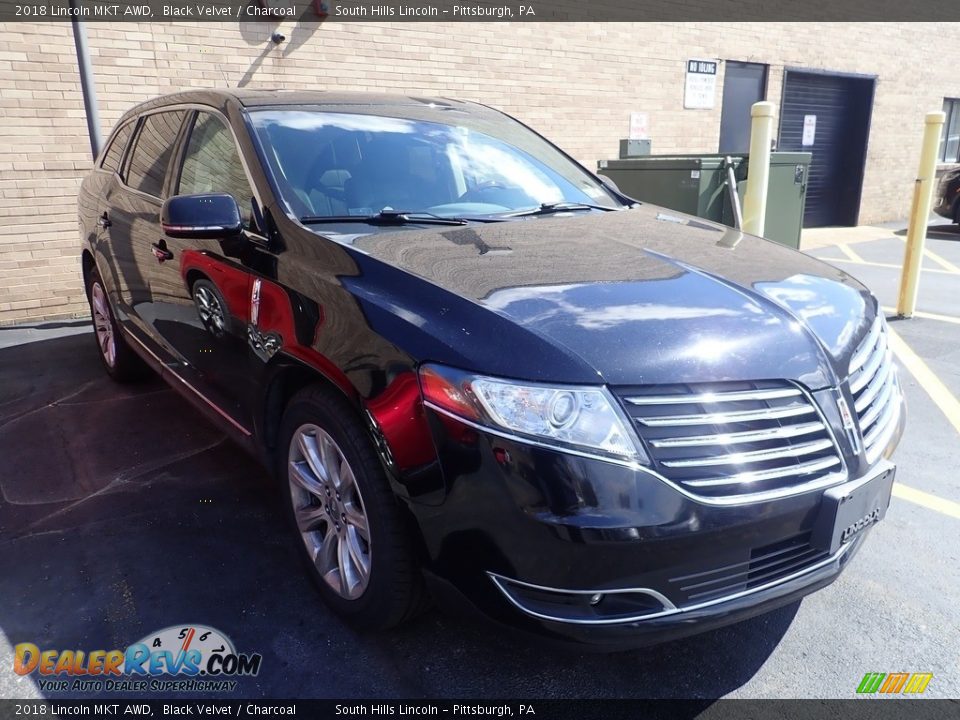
848,316,901,463
617,381,844,501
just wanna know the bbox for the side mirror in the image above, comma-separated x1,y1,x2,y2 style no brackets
161,193,243,240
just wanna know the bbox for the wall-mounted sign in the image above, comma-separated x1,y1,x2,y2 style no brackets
684,59,718,110
629,112,649,140
802,114,817,146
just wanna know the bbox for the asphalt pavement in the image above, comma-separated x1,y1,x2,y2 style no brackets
0,226,958,699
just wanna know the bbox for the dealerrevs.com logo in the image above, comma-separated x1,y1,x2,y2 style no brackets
14,624,262,693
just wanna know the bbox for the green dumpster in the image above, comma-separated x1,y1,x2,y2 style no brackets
598,152,811,249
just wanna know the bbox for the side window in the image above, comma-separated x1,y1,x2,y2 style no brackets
126,110,187,197
178,113,254,228
101,122,133,174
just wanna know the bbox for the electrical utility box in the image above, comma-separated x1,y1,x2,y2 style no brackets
598,152,811,249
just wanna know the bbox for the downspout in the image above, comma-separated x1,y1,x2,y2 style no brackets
70,0,102,159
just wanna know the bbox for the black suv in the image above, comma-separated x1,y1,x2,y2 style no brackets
78,90,904,649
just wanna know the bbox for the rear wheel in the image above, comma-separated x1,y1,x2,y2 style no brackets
277,384,426,629
85,268,147,382
192,278,228,339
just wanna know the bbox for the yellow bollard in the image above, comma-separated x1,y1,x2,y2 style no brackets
742,101,776,237
897,111,947,317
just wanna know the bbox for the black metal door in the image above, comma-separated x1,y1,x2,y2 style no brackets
719,61,768,154
779,71,875,227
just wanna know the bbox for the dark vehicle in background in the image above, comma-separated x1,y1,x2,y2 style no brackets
78,90,904,649
934,166,960,223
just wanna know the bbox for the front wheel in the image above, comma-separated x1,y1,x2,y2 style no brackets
277,384,426,629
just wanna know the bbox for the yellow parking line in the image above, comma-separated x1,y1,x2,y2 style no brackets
923,248,960,273
887,327,960,438
881,306,960,325
893,484,960,520
837,243,866,263
885,327,960,520
892,233,960,273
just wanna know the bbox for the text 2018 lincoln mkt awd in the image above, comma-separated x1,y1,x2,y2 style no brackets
78,90,904,650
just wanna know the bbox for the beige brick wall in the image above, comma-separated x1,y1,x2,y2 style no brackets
2,21,960,324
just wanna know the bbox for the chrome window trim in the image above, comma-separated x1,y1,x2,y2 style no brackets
114,103,270,244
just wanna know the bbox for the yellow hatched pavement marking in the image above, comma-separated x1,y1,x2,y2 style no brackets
886,326,960,519
887,326,960,437
892,484,960,520
822,257,957,275
837,243,866,263
892,233,960,273
922,248,960,273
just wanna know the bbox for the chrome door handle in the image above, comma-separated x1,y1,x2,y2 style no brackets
151,242,173,262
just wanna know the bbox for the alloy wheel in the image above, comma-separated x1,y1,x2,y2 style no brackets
288,424,372,600
195,285,226,336
91,282,116,367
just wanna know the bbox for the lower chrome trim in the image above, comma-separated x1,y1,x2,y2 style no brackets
122,327,253,437
489,539,857,626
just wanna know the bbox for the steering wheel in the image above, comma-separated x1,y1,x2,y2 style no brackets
457,180,513,204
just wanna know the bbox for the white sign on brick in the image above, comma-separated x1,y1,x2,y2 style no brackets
684,59,718,110
802,114,817,146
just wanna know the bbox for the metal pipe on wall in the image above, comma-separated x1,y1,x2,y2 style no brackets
70,0,102,159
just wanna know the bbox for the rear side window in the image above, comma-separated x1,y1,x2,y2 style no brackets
178,112,254,227
126,110,187,197
100,122,133,174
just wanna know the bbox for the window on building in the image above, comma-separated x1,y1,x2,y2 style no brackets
178,112,254,228
100,122,133,175
940,99,960,163
126,111,187,197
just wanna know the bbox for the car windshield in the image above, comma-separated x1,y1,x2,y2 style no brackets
248,109,621,221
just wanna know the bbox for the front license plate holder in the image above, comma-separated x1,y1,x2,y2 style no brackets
811,468,895,555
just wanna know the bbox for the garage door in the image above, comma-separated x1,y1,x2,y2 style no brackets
779,71,875,227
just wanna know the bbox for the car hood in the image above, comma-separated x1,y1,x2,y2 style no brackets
337,206,877,389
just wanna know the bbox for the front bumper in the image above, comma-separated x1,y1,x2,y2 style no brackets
412,401,903,650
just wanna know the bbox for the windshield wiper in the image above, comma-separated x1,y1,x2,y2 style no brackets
504,202,621,218
300,209,470,226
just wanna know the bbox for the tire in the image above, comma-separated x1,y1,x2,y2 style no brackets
277,384,426,629
192,278,229,340
85,268,148,382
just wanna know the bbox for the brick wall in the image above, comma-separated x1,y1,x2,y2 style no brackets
2,20,960,324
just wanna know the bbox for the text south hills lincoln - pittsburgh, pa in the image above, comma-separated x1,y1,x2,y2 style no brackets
333,4,536,18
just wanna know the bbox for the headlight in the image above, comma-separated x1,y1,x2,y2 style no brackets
418,364,648,465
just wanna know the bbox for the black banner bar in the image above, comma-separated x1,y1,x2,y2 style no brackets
0,700,958,720
0,0,957,22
